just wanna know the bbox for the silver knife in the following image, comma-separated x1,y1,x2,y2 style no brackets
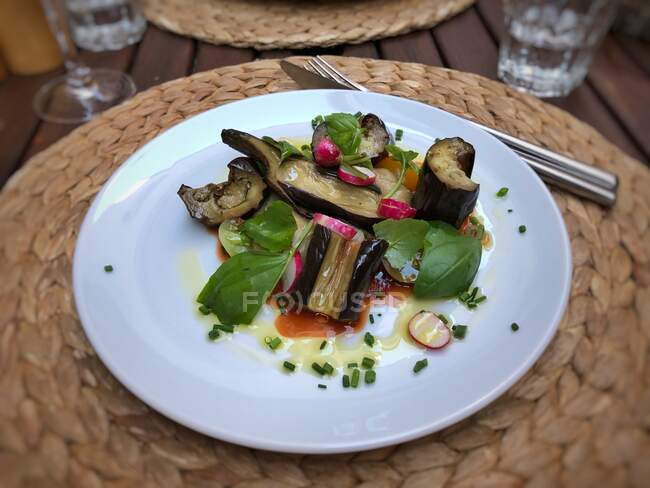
280,60,616,207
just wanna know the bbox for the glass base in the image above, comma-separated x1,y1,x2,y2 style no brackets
497,60,586,98
33,68,136,124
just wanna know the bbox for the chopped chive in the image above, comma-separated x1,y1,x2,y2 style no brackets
283,361,296,372
474,295,487,304
351,369,360,387
322,362,334,375
342,375,350,388
361,357,375,369
365,370,376,384
468,303,477,309
507,208,513,213
354,111,363,119
208,327,220,341
511,322,520,332
264,336,272,344
470,215,480,225
395,128,404,141
364,332,375,347
103,265,114,273
268,337,282,350
377,313,382,317
453,325,468,339
216,323,234,333
312,362,325,375
459,291,470,302
518,225,527,234
369,314,375,324
318,384,327,389
469,287,478,301
319,340,327,350
198,305,211,315
347,362,358,368
436,314,449,325
413,358,428,373
496,187,509,198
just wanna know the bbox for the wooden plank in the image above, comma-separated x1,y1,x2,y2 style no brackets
129,26,194,91
0,69,62,186
613,34,650,76
588,36,650,159
23,46,135,162
342,42,379,58
432,6,499,78
473,0,646,161
379,30,443,66
193,44,254,72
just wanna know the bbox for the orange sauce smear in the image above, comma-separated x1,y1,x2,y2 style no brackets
276,305,369,338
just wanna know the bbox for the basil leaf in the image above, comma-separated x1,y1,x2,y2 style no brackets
198,251,289,325
373,218,430,270
218,219,252,256
242,201,297,252
324,113,362,155
262,136,303,163
414,226,481,298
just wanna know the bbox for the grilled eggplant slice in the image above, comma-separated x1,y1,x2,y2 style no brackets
339,238,389,322
311,114,391,164
178,157,266,227
221,129,410,230
290,224,331,305
412,137,479,228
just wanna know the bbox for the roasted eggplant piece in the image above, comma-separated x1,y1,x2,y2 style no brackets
178,157,266,227
412,137,479,228
289,223,387,322
311,113,391,164
221,129,410,230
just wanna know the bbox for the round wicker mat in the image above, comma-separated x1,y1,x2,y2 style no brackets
140,0,474,50
1,57,649,487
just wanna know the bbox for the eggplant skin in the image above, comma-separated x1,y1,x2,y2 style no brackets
177,157,266,227
290,224,331,307
412,137,479,228
339,238,389,322
359,114,391,162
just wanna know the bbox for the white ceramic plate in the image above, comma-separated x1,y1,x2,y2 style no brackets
73,90,571,453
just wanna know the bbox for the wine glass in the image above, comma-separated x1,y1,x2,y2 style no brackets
33,0,136,124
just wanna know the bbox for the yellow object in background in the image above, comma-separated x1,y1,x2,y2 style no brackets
0,0,62,75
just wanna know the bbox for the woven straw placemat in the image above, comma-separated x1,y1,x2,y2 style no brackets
1,57,649,487
140,0,474,50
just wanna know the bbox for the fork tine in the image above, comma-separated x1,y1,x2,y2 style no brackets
315,56,368,92
312,57,357,90
306,59,356,90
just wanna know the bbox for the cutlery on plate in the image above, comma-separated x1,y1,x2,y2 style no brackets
280,58,618,207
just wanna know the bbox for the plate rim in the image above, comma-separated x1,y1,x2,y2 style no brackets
73,89,572,453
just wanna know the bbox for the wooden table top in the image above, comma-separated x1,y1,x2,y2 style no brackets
1,0,648,187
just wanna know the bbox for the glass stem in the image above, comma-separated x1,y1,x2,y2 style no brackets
40,0,91,87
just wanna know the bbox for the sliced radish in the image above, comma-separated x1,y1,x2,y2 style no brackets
313,137,341,167
337,165,376,186
408,311,451,349
378,198,417,219
281,251,303,292
313,213,357,240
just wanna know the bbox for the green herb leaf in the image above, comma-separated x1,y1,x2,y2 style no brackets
324,113,363,155
218,219,252,256
262,136,303,163
414,224,482,298
197,251,290,325
242,201,297,252
384,144,419,199
311,115,324,129
373,218,430,270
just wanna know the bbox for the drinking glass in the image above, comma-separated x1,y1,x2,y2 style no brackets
498,0,620,98
66,0,146,52
33,0,136,123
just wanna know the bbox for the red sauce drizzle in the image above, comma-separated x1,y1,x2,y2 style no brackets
276,305,369,338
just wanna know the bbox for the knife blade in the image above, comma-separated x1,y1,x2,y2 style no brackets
280,60,351,90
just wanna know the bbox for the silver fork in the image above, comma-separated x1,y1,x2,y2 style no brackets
305,56,617,207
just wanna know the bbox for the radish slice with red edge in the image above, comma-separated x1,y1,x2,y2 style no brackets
378,198,417,219
408,311,451,349
313,213,357,240
337,166,376,186
281,251,303,292
313,137,341,167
